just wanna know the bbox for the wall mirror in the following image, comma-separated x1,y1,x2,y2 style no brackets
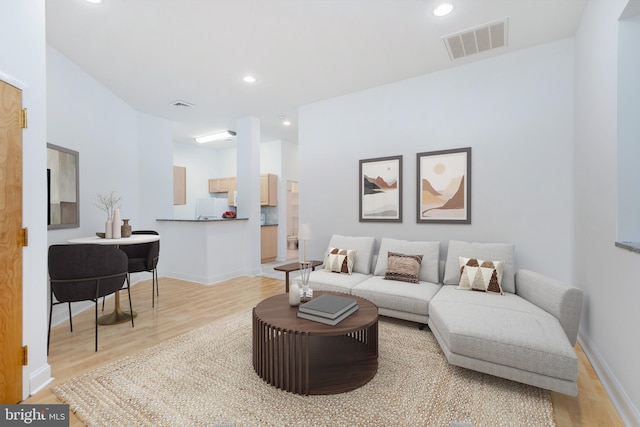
47,143,79,229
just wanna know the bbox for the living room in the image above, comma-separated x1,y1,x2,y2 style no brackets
1,0,639,425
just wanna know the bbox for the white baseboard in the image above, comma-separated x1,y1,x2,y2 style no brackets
28,363,53,399
578,332,640,426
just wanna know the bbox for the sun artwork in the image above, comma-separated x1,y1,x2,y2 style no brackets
434,163,446,174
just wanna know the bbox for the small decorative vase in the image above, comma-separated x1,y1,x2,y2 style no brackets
121,219,132,237
105,217,113,239
112,208,122,239
289,281,301,307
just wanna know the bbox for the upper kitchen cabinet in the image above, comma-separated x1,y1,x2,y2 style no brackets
208,177,232,193
228,177,236,206
260,174,277,206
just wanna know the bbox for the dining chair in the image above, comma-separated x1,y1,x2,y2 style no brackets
47,244,133,353
119,230,160,307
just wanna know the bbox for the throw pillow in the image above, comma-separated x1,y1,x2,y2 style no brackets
457,257,505,294
384,252,423,283
324,247,356,274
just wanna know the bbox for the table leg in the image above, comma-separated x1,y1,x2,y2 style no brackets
285,272,290,293
98,290,137,325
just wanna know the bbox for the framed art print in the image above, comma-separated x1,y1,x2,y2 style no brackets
359,155,402,222
416,147,471,224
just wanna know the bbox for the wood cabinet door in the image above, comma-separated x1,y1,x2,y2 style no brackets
227,178,236,206
260,226,277,263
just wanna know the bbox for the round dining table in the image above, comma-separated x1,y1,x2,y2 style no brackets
67,234,160,324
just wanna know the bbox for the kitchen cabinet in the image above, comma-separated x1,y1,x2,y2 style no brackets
210,174,277,206
208,177,232,193
173,166,186,205
261,225,278,263
227,177,236,206
260,174,277,206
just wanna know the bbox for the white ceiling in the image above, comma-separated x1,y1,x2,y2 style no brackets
45,0,587,148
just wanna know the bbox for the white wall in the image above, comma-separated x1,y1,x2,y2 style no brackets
574,0,640,423
48,46,136,243
136,112,173,229
1,0,49,399
173,143,220,219
172,144,237,219
46,46,174,322
299,39,575,282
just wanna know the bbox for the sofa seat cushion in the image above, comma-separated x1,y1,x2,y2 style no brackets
351,276,441,316
307,270,371,294
429,286,577,382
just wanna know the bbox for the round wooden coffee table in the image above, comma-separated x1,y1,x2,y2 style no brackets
252,291,378,395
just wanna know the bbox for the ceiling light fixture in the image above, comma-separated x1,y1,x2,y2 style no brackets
85,0,103,4
280,115,291,126
433,3,454,17
242,75,257,84
195,130,236,143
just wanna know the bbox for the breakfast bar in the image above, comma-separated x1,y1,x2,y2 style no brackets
156,217,254,285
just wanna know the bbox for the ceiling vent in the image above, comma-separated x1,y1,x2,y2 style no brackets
443,18,509,61
170,100,195,108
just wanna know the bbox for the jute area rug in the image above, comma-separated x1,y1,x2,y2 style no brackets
52,310,555,427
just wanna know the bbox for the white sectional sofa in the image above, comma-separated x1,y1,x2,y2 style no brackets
307,235,584,396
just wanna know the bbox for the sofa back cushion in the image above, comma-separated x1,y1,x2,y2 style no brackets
326,235,376,275
374,238,440,283
443,240,515,293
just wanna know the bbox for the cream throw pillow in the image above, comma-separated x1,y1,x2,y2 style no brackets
458,257,505,295
324,247,356,275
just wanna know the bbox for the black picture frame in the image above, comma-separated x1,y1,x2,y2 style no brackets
416,147,471,224
359,155,402,222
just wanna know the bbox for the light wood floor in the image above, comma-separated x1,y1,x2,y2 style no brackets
25,276,623,426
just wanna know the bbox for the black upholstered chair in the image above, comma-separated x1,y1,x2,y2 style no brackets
119,230,160,307
48,244,133,353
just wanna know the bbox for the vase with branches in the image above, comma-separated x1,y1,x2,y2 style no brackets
94,191,121,238
94,191,121,219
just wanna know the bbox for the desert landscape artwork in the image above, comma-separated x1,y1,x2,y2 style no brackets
359,155,402,222
417,148,471,224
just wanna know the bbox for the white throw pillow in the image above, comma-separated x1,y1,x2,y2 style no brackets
457,257,505,295
324,247,356,275
444,240,515,293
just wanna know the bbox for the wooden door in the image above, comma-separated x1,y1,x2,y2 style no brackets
0,80,24,403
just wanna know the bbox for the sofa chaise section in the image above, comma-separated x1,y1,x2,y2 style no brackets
428,241,583,396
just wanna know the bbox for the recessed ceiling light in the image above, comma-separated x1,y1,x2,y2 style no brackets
242,75,257,84
282,120,291,126
433,3,454,17
85,0,103,4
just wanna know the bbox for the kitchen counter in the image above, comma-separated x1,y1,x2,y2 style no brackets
156,218,258,284
157,218,248,222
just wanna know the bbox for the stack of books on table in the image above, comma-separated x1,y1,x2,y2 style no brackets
296,294,359,325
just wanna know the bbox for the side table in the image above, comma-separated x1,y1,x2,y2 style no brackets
273,260,323,292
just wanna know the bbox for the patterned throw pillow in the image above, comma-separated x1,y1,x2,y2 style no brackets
384,252,423,283
324,247,356,274
458,257,505,294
